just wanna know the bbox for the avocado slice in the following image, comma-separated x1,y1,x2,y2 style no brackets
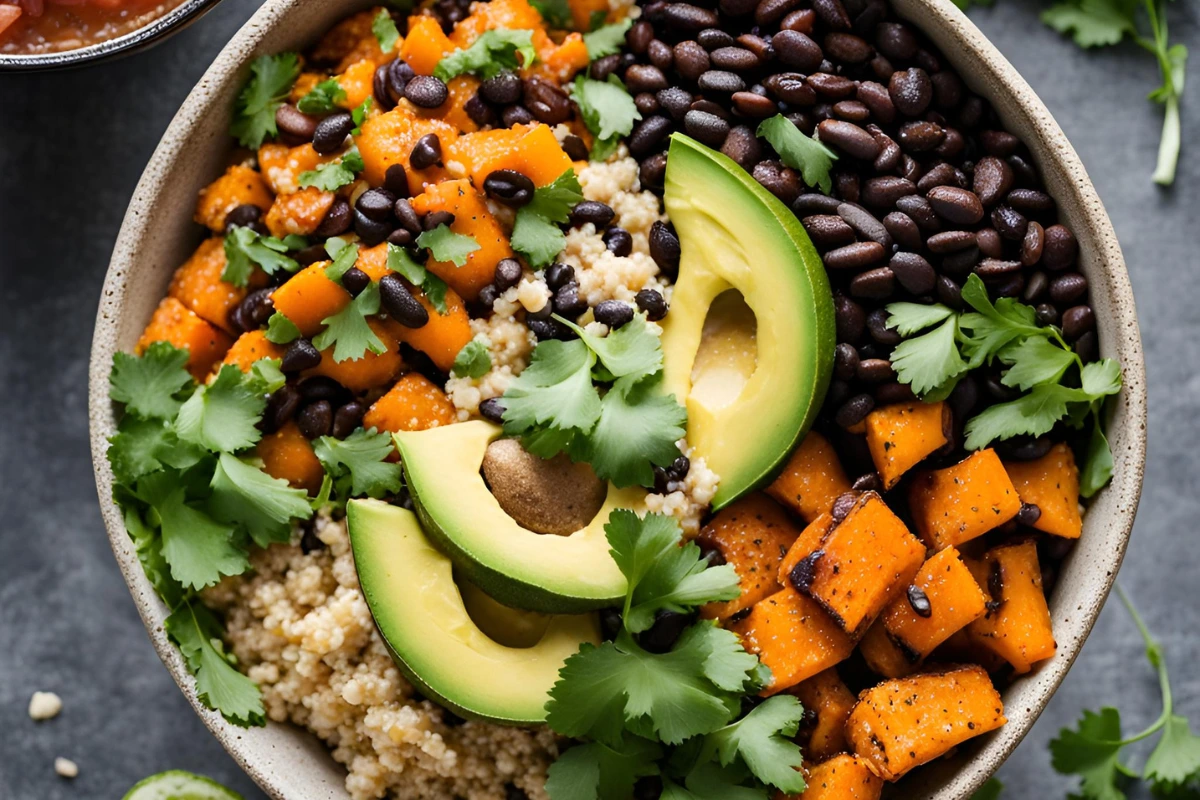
394,420,645,612
347,498,600,725
660,134,835,510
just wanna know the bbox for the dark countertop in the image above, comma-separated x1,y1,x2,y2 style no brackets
0,0,1196,797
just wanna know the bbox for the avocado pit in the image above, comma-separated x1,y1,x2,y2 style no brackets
481,439,607,535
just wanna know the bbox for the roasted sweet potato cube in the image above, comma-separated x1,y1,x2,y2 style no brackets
731,589,854,696
846,665,1007,781
864,401,949,489
221,331,286,373
303,319,404,393
1004,443,1083,539
257,421,325,495
400,14,457,76
778,513,833,584
766,431,852,523
965,540,1057,673
859,547,988,677
356,105,457,192
264,186,335,238
782,492,926,638
908,449,1022,550
789,668,856,761
194,164,273,232
778,754,882,800
698,494,803,622
410,179,512,301
136,297,233,380
168,237,266,335
364,373,458,433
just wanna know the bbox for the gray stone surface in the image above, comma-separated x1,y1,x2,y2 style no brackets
0,0,1196,797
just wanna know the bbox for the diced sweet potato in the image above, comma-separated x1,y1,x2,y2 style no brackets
168,237,265,335
356,105,456,193
311,8,389,70
731,589,854,696
450,0,547,49
931,629,1009,673
363,373,457,433
528,34,589,83
221,331,287,373
766,431,852,523
965,540,1057,673
337,58,379,109
782,492,926,638
858,547,988,677
568,0,609,30
780,754,882,800
864,401,949,489
846,665,1006,782
194,164,273,232
790,668,856,761
410,179,511,300
400,15,456,75
137,297,233,380
257,421,325,495
264,186,336,238
351,242,395,282
380,283,473,372
304,320,404,393
257,143,330,195
448,123,574,189
696,494,803,622
908,449,1022,551
410,76,481,134
1004,443,1083,539
778,513,832,584
270,262,350,337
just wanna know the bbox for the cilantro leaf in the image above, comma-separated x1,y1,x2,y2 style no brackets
502,338,602,436
223,226,300,286
208,452,313,547
229,53,301,149
323,240,361,284
434,29,537,81
562,315,663,383
387,243,449,314
312,281,386,362
573,75,641,144
970,777,1005,800
175,365,268,453
1081,358,1123,399
296,78,347,114
372,8,400,53
530,0,572,28
299,147,364,191
998,336,1077,391
581,375,688,488
889,316,967,396
584,18,633,59
154,485,250,591
963,383,1088,450
759,114,838,194
1042,0,1136,49
1050,707,1127,800
662,762,766,800
124,506,186,611
958,274,1045,367
885,302,955,336
546,739,663,800
417,224,481,267
1080,413,1114,499
166,601,265,727
1144,714,1200,791
108,416,204,487
265,312,301,344
453,337,492,378
351,97,373,135
512,168,584,267
110,342,194,420
315,427,403,499
701,695,806,794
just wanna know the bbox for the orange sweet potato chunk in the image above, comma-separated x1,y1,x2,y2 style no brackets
568,0,609,30
780,754,882,800
264,186,336,238
864,401,949,489
766,431,852,523
529,33,590,83
221,331,287,373
858,547,988,678
1004,443,1083,539
257,421,325,495
270,263,350,337
778,513,832,584
790,668,856,762
337,58,381,110
380,283,473,372
356,106,456,193
311,8,390,70
137,297,233,380
411,179,511,300
257,143,329,195
168,237,264,335
908,449,1022,551
363,373,457,433
846,665,1006,782
696,494,803,622
731,589,854,696
965,540,1057,674
410,76,481,134
448,123,574,189
400,15,456,76
782,492,926,638
194,164,273,232
451,0,546,49
304,320,404,393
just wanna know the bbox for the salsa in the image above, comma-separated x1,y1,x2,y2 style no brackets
0,0,186,55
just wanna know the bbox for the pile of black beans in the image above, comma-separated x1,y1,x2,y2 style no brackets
611,0,1096,465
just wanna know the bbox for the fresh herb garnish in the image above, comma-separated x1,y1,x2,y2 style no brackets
313,427,404,500
452,337,492,378
229,53,301,149
530,0,572,29
372,8,401,53
222,227,302,287
386,243,449,314
296,78,346,115
511,168,585,268
584,18,633,59
571,76,641,162
351,97,373,135
299,146,365,191
433,29,538,81
265,312,301,344
110,342,194,421
757,114,838,194
312,280,386,362
543,510,806,800
323,239,361,284
417,224,481,267
884,274,1122,494
166,601,266,727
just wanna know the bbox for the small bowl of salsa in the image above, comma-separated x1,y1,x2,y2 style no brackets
0,0,221,68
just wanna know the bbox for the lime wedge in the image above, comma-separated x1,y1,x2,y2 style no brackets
122,770,244,800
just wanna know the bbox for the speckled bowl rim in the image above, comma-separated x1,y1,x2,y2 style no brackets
88,0,1147,797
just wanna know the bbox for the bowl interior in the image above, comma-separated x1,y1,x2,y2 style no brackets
87,0,1147,797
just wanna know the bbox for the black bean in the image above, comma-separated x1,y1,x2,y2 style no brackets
629,115,673,158
926,186,984,225
1061,305,1094,341
875,381,916,404
634,92,661,117
697,28,735,49
825,32,873,64
484,169,536,207
626,19,654,54
405,75,449,108
829,491,857,521
875,22,917,60
477,71,521,106
889,252,936,295
296,244,330,266
570,201,615,229
732,91,778,118
464,93,496,127
760,74,812,108
1015,502,1042,528
975,258,1021,279
807,72,857,99
410,133,443,170
888,68,932,117
486,260,521,295
664,3,719,31
833,343,860,380
991,205,1029,241
262,385,302,433
552,283,588,319
977,227,1004,259
594,299,636,328
752,161,801,204
223,204,262,233
649,221,681,277
386,58,415,103
861,176,916,210
373,63,396,110
780,7,815,30
1049,272,1088,305
852,472,881,492
907,585,933,617
337,267,368,297
1042,224,1078,270
502,105,536,126
936,275,964,309
882,212,921,252
1075,330,1098,363
803,215,856,250
973,156,1013,208
377,274,430,329
312,112,354,155
354,209,392,246
772,30,824,72
696,70,745,94
813,0,852,29
837,202,892,248
835,393,875,428
561,134,589,162
683,109,730,147
378,166,407,200
1035,303,1059,327
528,317,568,341
915,163,965,194
850,266,895,298
812,120,879,163
624,64,669,94
895,194,940,233
423,210,455,231
523,78,572,124
673,40,711,80
604,227,634,257
479,397,506,423
1021,221,1045,266
835,295,867,343
297,400,334,439
474,284,500,315
332,401,366,439
310,199,350,238
1007,188,1055,215
717,125,760,171
1022,271,1049,304
833,100,871,123
298,377,351,406
355,188,395,222
640,153,669,190
545,263,576,291
656,87,694,122
636,289,669,321
276,104,318,142
941,246,980,277
1003,435,1053,462
980,129,1019,156
393,198,422,234
926,230,975,254
898,120,945,152
708,45,757,71
856,357,895,383
794,193,843,215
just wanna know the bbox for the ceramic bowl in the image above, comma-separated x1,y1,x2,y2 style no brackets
88,0,1148,796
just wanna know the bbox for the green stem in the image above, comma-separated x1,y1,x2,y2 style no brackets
1138,0,1183,185
1115,584,1173,744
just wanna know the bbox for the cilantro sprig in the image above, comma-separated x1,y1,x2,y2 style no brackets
584,18,633,59
372,8,400,53
299,147,365,191
544,511,806,800
433,29,537,81
511,168,584,268
884,274,1122,495
222,226,304,287
387,243,449,314
229,53,301,149
758,114,838,195
417,224,481,267
571,77,641,162
296,78,346,115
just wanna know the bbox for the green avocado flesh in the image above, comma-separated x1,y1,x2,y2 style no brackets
394,420,646,612
347,498,600,725
121,770,244,800
660,133,836,510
